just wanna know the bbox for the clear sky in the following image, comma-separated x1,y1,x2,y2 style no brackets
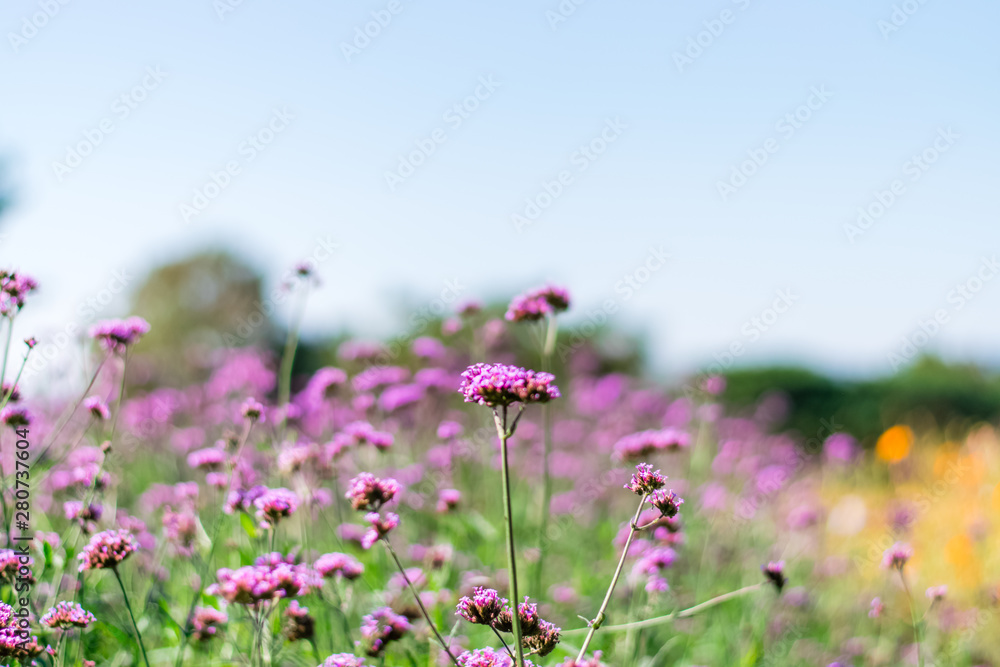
1,0,998,382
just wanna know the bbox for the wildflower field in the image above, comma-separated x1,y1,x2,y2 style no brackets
0,268,997,667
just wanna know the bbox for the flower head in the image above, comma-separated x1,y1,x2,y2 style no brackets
523,620,561,656
624,464,666,496
925,585,947,602
192,607,228,642
284,600,315,642
83,396,110,421
78,530,138,571
0,271,38,316
762,561,786,592
253,487,299,527
315,552,364,580
505,285,570,322
345,473,399,511
320,654,367,667
459,363,560,407
360,512,399,549
458,647,536,667
360,607,411,657
650,489,684,518
456,587,506,626
241,397,265,421
881,542,912,570
40,601,96,629
89,316,150,353
868,597,883,618
492,598,541,636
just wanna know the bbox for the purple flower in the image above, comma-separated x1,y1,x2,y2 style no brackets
0,270,38,316
360,512,399,549
650,489,684,518
437,420,464,439
925,585,947,601
360,607,411,657
491,598,541,636
207,558,320,604
191,607,228,642
315,552,364,580
613,428,690,461
321,654,367,667
505,285,570,322
868,597,883,618
881,542,912,570
624,463,667,496
762,561,786,592
345,473,400,511
437,488,461,513
89,316,150,353
412,336,447,359
83,396,110,420
523,620,561,656
823,433,858,464
456,587,506,625
378,383,425,412
40,601,95,629
0,406,30,428
241,397,264,421
253,487,300,527
78,530,138,571
459,363,560,407
458,647,535,667
284,600,314,641
187,447,227,471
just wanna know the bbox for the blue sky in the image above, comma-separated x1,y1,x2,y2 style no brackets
1,0,998,382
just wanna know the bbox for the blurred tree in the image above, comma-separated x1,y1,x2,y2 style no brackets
130,250,274,383
718,356,1000,445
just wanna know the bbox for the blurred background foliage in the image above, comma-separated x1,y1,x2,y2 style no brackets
128,248,1000,446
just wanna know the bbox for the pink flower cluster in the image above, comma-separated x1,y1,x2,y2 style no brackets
359,606,411,656
77,529,138,572
208,555,320,605
315,552,364,580
345,473,399,511
40,601,96,629
505,285,570,322
459,363,561,407
613,428,690,460
0,270,38,317
253,487,300,527
89,316,150,353
191,606,228,642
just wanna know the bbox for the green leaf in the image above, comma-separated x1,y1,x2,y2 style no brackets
240,511,258,540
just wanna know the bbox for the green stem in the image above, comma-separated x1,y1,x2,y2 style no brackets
900,569,924,667
0,344,31,414
39,355,108,455
533,316,557,593
113,566,151,667
493,406,526,667
277,283,309,433
175,418,256,667
576,494,647,661
381,537,460,666
562,583,764,635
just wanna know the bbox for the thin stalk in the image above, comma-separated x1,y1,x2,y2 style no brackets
380,536,460,666
562,583,764,635
175,418,257,667
491,626,516,660
113,566,151,667
40,356,108,454
900,569,924,667
576,494,648,661
0,344,32,414
493,406,527,667
277,283,309,433
533,315,557,593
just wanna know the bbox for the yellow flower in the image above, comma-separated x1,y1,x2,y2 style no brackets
876,425,913,463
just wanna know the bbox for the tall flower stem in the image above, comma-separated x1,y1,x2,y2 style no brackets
175,417,256,667
493,405,527,667
113,566,151,667
277,283,309,436
533,315,558,593
380,536,460,666
899,570,924,667
0,344,32,413
576,493,648,661
39,355,108,455
562,583,764,635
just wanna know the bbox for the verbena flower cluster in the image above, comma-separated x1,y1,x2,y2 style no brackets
459,363,561,407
